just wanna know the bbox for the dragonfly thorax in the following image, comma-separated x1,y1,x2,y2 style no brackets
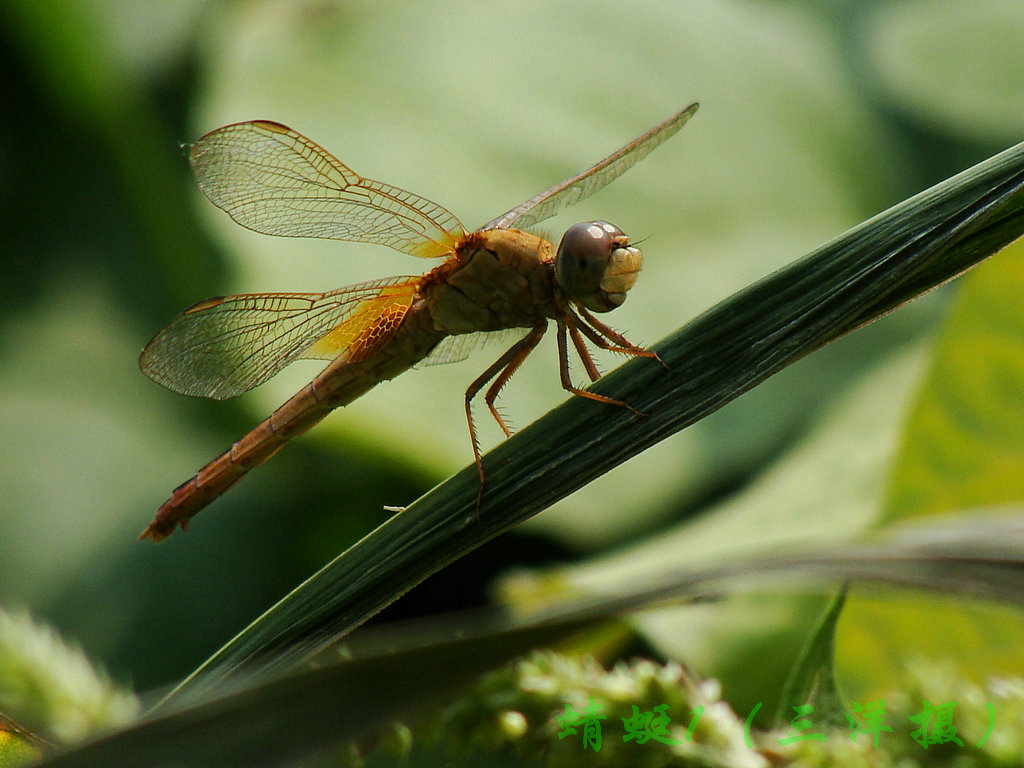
422,228,556,334
555,221,642,312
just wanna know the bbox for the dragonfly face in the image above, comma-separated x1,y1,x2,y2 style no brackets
555,220,642,312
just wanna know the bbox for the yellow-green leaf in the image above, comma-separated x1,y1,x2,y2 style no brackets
839,237,1024,699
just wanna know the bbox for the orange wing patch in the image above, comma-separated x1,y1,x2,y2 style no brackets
305,281,419,361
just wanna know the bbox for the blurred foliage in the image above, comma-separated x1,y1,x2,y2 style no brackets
0,0,1023,764
401,651,1024,767
0,609,137,743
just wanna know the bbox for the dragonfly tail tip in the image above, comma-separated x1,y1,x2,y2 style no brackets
138,521,175,543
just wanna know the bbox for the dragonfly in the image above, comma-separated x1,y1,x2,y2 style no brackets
139,102,699,541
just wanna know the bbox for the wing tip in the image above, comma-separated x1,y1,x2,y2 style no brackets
249,120,292,134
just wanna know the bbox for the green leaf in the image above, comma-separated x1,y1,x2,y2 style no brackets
885,237,1024,522
776,589,848,728
839,234,1024,699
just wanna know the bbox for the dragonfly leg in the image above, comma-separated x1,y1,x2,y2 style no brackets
483,326,551,435
556,318,643,416
560,310,602,382
464,323,547,506
576,305,666,368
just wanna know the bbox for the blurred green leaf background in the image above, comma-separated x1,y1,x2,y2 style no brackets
1,0,1023,743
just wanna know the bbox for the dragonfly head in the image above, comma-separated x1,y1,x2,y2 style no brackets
555,221,642,312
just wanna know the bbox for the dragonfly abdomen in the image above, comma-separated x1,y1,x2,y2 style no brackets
140,387,335,541
140,308,446,541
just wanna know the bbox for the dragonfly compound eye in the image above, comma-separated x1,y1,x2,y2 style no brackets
555,220,643,313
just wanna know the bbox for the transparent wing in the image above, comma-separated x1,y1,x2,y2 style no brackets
483,102,699,231
140,278,419,399
190,121,467,258
415,328,529,368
